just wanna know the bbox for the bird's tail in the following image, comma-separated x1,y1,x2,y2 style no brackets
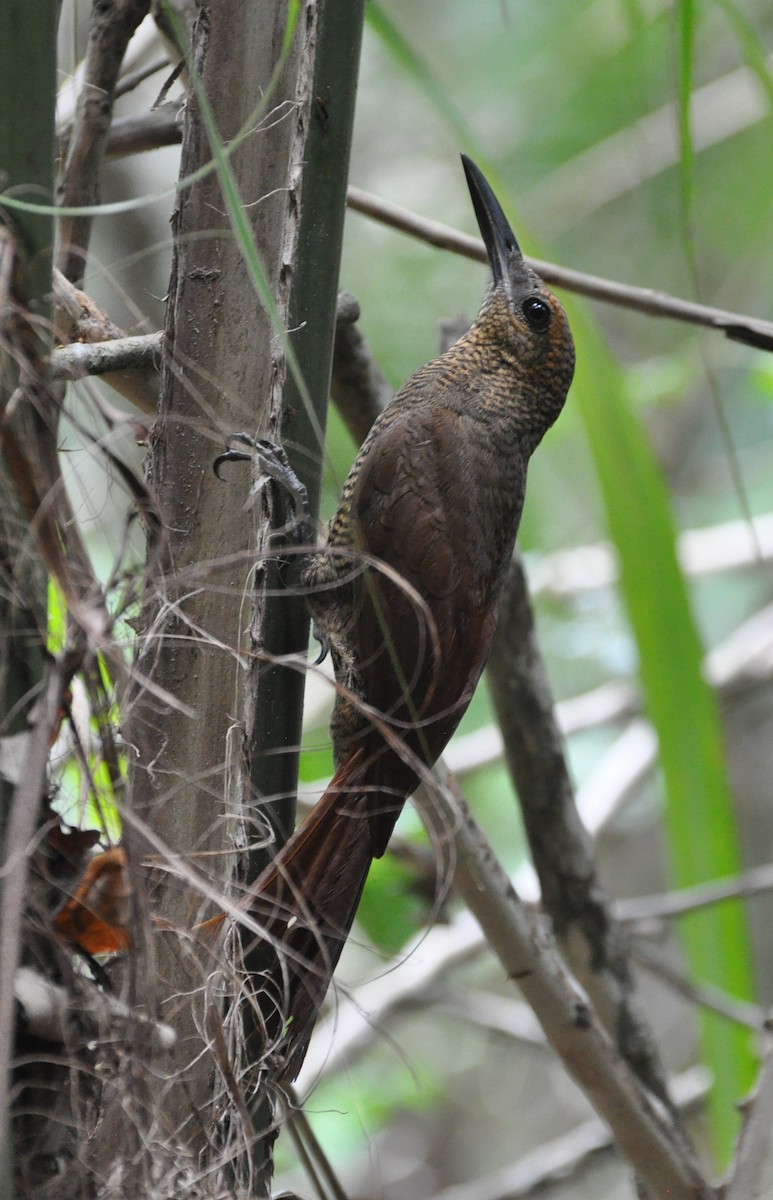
236,752,378,1080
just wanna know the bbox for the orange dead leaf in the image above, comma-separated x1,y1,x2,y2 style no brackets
53,846,132,955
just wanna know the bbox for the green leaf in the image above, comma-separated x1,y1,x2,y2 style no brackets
358,853,428,953
569,299,757,1165
714,0,773,114
676,0,696,229
47,580,66,654
365,2,476,151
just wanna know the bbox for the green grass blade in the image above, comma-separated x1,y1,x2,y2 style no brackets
676,0,700,286
676,0,696,210
365,1,477,151
714,0,773,112
569,300,756,1165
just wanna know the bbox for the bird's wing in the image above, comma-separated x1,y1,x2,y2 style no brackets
349,405,501,852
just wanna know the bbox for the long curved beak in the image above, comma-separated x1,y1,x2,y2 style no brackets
460,155,522,291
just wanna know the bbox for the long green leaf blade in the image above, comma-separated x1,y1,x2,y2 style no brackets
570,301,756,1165
366,1,477,151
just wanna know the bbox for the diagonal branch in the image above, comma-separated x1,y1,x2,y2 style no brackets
724,1020,773,1200
56,0,151,281
488,555,683,1122
98,91,773,353
346,186,773,352
413,766,712,1200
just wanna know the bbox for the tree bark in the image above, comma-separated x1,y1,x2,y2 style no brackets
0,5,57,1195
118,0,363,1190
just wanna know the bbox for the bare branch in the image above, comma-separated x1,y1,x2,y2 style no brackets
51,331,162,380
617,862,773,925
424,1066,711,1200
286,1100,352,1200
95,97,773,352
107,99,183,158
56,0,151,281
14,966,176,1052
113,52,171,99
412,767,712,1200
347,185,773,352
488,555,682,1131
724,1022,773,1200
49,285,380,418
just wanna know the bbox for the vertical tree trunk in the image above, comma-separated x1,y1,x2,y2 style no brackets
117,0,363,1189
0,5,56,1196
238,6,364,1190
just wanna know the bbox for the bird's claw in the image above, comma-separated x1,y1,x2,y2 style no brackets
214,432,312,545
311,633,329,667
213,443,251,480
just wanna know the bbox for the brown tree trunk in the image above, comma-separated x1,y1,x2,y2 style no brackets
113,0,363,1191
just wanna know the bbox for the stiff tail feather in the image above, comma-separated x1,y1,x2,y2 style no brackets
231,752,378,1080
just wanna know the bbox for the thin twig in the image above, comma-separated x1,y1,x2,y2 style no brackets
617,862,773,925
93,94,773,350
114,52,171,98
286,1098,351,1200
631,938,767,1031
346,185,773,351
724,1022,773,1200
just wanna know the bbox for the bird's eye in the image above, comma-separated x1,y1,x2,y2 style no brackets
522,296,552,331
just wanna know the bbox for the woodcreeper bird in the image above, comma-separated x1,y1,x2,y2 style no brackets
215,156,575,1081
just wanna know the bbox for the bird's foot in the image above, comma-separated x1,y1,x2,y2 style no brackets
214,432,312,547
311,630,330,666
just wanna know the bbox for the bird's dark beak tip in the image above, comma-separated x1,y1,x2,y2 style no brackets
460,154,521,286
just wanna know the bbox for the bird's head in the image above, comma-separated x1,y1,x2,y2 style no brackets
461,155,575,434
